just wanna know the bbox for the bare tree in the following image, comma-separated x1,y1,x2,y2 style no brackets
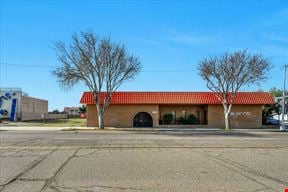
198,50,271,130
53,31,141,129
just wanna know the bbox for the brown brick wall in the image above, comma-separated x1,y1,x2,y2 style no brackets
208,105,263,128
87,104,263,128
87,104,159,127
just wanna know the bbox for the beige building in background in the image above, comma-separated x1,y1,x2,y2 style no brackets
0,88,48,121
21,96,48,121
64,107,80,118
80,92,274,129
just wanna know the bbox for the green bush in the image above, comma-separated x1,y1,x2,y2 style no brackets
177,114,199,125
163,113,174,124
187,114,198,124
177,116,186,124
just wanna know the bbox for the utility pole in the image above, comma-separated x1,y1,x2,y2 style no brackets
280,64,288,131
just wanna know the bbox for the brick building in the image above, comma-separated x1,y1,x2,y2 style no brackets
80,92,274,128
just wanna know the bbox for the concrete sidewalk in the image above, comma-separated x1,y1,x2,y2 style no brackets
0,126,94,131
0,125,282,132
0,126,220,131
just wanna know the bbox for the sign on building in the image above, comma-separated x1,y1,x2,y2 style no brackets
0,88,22,121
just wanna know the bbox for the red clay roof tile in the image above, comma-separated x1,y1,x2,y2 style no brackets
80,92,274,105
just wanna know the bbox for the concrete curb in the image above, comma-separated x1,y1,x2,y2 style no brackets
0,126,92,131
0,125,282,132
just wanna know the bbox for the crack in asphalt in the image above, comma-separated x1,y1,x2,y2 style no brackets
0,158,42,187
198,150,287,191
17,178,47,181
40,148,81,192
53,184,146,191
46,185,63,192
216,156,288,186
252,187,273,192
1,146,287,150
9,138,40,147
0,148,57,189
0,154,49,157
0,148,52,157
39,148,147,192
209,156,273,190
1,131,287,192
74,150,102,157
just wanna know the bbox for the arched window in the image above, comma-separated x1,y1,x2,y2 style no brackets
133,112,153,127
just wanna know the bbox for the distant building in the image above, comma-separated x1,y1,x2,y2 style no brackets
0,88,48,121
64,107,80,118
80,91,274,128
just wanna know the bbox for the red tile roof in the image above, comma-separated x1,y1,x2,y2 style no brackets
80,92,274,105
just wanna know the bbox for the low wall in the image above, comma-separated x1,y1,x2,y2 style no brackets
21,112,48,121
47,114,68,120
21,113,67,121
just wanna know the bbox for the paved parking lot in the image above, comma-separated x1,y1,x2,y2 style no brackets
0,129,288,191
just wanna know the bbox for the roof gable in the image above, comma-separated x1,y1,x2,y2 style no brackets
80,92,274,105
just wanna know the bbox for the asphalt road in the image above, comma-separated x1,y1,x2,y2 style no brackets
0,129,288,192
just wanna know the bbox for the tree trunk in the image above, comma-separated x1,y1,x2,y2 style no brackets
95,102,105,129
224,112,230,130
98,112,104,129
223,103,231,130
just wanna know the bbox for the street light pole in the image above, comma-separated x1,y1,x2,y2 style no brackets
280,64,288,131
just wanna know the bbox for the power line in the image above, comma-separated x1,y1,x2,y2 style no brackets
0,62,197,73
0,62,53,69
142,69,196,73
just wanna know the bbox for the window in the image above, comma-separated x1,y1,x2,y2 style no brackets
172,111,176,124
196,111,200,123
181,111,186,118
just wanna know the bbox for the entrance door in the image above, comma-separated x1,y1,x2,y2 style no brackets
133,112,153,127
204,110,208,125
